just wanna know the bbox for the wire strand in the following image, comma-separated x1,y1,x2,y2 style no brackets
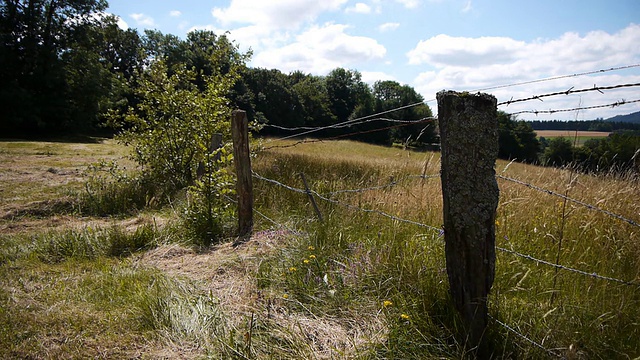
471,64,640,93
496,246,638,286
496,175,640,228
498,83,640,106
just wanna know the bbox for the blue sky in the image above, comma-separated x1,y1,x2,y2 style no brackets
106,0,640,120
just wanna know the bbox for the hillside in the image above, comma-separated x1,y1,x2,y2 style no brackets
606,110,640,124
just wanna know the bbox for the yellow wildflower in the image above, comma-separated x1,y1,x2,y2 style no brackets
383,300,393,307
308,246,315,251
303,259,310,264
289,267,297,272
400,313,410,320
283,294,289,299
309,254,316,259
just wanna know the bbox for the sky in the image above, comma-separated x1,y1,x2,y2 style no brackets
105,0,640,121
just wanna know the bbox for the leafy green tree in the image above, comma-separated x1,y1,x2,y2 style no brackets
114,60,236,191
372,80,435,147
0,0,108,134
543,137,574,166
290,71,336,128
497,111,540,163
325,68,371,124
241,68,303,133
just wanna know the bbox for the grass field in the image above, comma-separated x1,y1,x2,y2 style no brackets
535,130,610,146
1,138,639,358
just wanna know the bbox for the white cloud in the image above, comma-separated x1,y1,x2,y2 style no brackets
253,23,386,75
379,22,400,32
346,3,372,14
361,71,397,85
409,24,640,119
212,0,347,30
116,16,129,30
461,0,472,13
170,10,182,17
395,0,420,9
130,13,155,27
96,12,128,30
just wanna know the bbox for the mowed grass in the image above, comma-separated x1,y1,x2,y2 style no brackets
1,138,639,359
536,130,610,146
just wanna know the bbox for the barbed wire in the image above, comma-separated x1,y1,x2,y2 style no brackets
470,63,640,93
251,171,442,233
268,102,428,143
498,83,640,106
223,193,305,236
507,99,640,116
496,246,638,286
496,175,640,228
263,117,436,150
263,117,434,132
321,173,441,196
324,180,398,196
489,315,558,357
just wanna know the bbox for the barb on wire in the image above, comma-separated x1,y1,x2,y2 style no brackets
268,102,427,143
497,83,640,106
507,99,640,116
497,246,638,286
489,315,558,357
497,175,640,228
252,172,442,234
471,64,640,93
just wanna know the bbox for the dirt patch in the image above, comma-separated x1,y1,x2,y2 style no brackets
136,231,388,358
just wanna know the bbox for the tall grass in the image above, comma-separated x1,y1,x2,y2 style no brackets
250,139,640,358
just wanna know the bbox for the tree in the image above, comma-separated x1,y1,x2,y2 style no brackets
114,60,235,191
241,68,303,133
497,111,540,163
371,80,435,147
543,137,573,166
325,68,371,125
0,0,108,134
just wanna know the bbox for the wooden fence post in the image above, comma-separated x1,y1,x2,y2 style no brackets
437,91,499,355
231,110,253,240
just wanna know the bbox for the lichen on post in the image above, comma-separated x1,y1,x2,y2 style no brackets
437,90,499,355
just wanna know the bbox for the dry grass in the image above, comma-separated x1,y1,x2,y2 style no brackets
1,138,639,358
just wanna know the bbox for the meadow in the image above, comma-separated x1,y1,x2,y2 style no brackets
0,138,638,359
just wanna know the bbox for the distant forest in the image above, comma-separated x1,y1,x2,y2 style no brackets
1,0,638,175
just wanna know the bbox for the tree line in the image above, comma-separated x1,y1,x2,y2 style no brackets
0,0,436,147
2,0,638,175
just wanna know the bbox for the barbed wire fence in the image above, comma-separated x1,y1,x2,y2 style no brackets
224,64,640,357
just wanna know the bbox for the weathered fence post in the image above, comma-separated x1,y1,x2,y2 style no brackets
437,91,499,355
231,110,253,240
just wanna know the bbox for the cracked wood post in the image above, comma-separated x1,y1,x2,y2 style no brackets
437,91,499,354
231,110,253,239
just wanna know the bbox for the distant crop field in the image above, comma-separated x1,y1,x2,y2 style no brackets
535,130,610,138
535,130,610,146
